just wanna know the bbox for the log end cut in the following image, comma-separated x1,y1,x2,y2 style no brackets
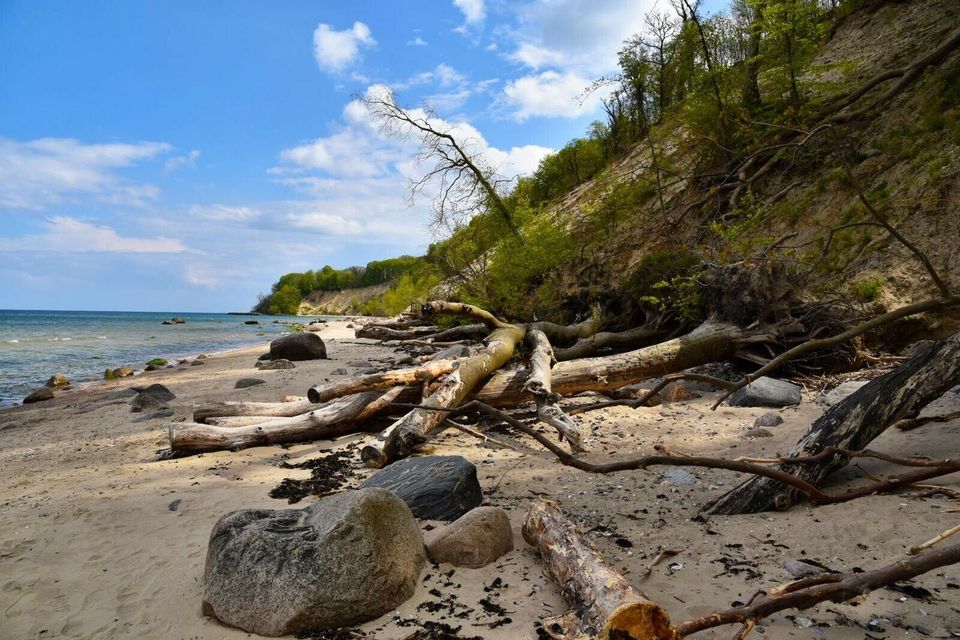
602,601,678,640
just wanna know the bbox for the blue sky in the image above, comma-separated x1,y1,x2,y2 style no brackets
0,0,726,312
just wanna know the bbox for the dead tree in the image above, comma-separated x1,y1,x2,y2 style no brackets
704,329,960,514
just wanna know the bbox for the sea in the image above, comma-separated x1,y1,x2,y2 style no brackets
0,309,331,407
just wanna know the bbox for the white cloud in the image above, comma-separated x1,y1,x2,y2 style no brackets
510,43,568,69
407,36,428,46
502,70,602,121
512,0,655,74
454,0,485,25
164,149,200,172
0,216,188,253
496,0,657,120
268,85,554,237
312,22,376,74
0,137,171,210
187,204,259,221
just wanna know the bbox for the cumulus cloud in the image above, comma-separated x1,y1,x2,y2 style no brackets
407,36,428,46
502,70,601,121
268,85,554,237
313,22,376,74
453,0,485,25
0,216,188,253
496,0,657,120
0,137,171,210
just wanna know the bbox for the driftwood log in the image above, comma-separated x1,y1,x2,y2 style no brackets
169,388,415,453
523,328,588,451
361,304,526,467
704,329,960,514
193,399,316,423
523,499,677,640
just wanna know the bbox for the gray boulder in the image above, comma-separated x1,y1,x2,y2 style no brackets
425,506,514,568
23,387,55,404
269,333,327,361
257,359,295,370
360,455,482,521
202,488,425,636
727,377,801,408
45,372,70,387
754,411,784,427
234,378,266,389
819,380,869,407
131,384,175,413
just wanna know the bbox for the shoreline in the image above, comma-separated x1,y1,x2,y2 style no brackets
0,313,368,409
1,320,958,639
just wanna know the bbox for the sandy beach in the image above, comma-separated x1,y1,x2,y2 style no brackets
1,319,958,639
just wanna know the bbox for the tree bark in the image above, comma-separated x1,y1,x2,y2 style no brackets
522,499,677,640
524,329,588,451
355,325,439,341
704,330,960,514
193,399,316,423
361,322,526,467
474,321,765,405
169,388,414,453
307,358,461,404
554,326,669,361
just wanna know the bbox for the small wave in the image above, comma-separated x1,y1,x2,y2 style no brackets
5,339,18,343
98,336,107,339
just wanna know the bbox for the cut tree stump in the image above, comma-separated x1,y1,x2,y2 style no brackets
523,499,677,640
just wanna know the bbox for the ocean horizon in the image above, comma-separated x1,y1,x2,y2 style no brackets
0,309,335,407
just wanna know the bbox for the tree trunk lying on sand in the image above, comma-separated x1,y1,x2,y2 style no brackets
193,399,316,423
361,319,525,467
306,358,462,404
169,387,416,453
522,499,677,640
554,325,670,361
473,321,766,405
704,329,960,515
523,328,588,451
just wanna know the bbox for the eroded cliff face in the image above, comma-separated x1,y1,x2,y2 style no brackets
297,283,390,316
532,0,959,338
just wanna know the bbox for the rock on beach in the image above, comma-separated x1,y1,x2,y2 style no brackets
202,488,425,636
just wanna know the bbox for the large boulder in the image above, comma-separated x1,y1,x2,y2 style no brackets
726,377,801,408
360,455,483,521
23,387,55,404
45,372,70,387
202,488,425,636
269,333,327,361
130,384,175,413
425,506,514,568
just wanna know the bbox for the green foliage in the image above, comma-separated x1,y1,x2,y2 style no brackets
852,276,884,302
624,249,705,322
360,269,442,317
266,283,302,315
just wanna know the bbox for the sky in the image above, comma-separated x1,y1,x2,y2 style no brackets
0,0,726,312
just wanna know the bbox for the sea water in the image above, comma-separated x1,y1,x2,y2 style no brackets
0,310,330,407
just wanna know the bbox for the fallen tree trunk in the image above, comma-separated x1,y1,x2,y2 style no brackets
193,399,316,423
361,320,525,467
522,499,677,640
554,325,669,361
355,324,439,341
524,328,588,451
704,329,960,515
474,321,766,405
306,358,462,404
169,388,415,453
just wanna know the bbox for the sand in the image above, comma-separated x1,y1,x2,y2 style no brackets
1,320,958,639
